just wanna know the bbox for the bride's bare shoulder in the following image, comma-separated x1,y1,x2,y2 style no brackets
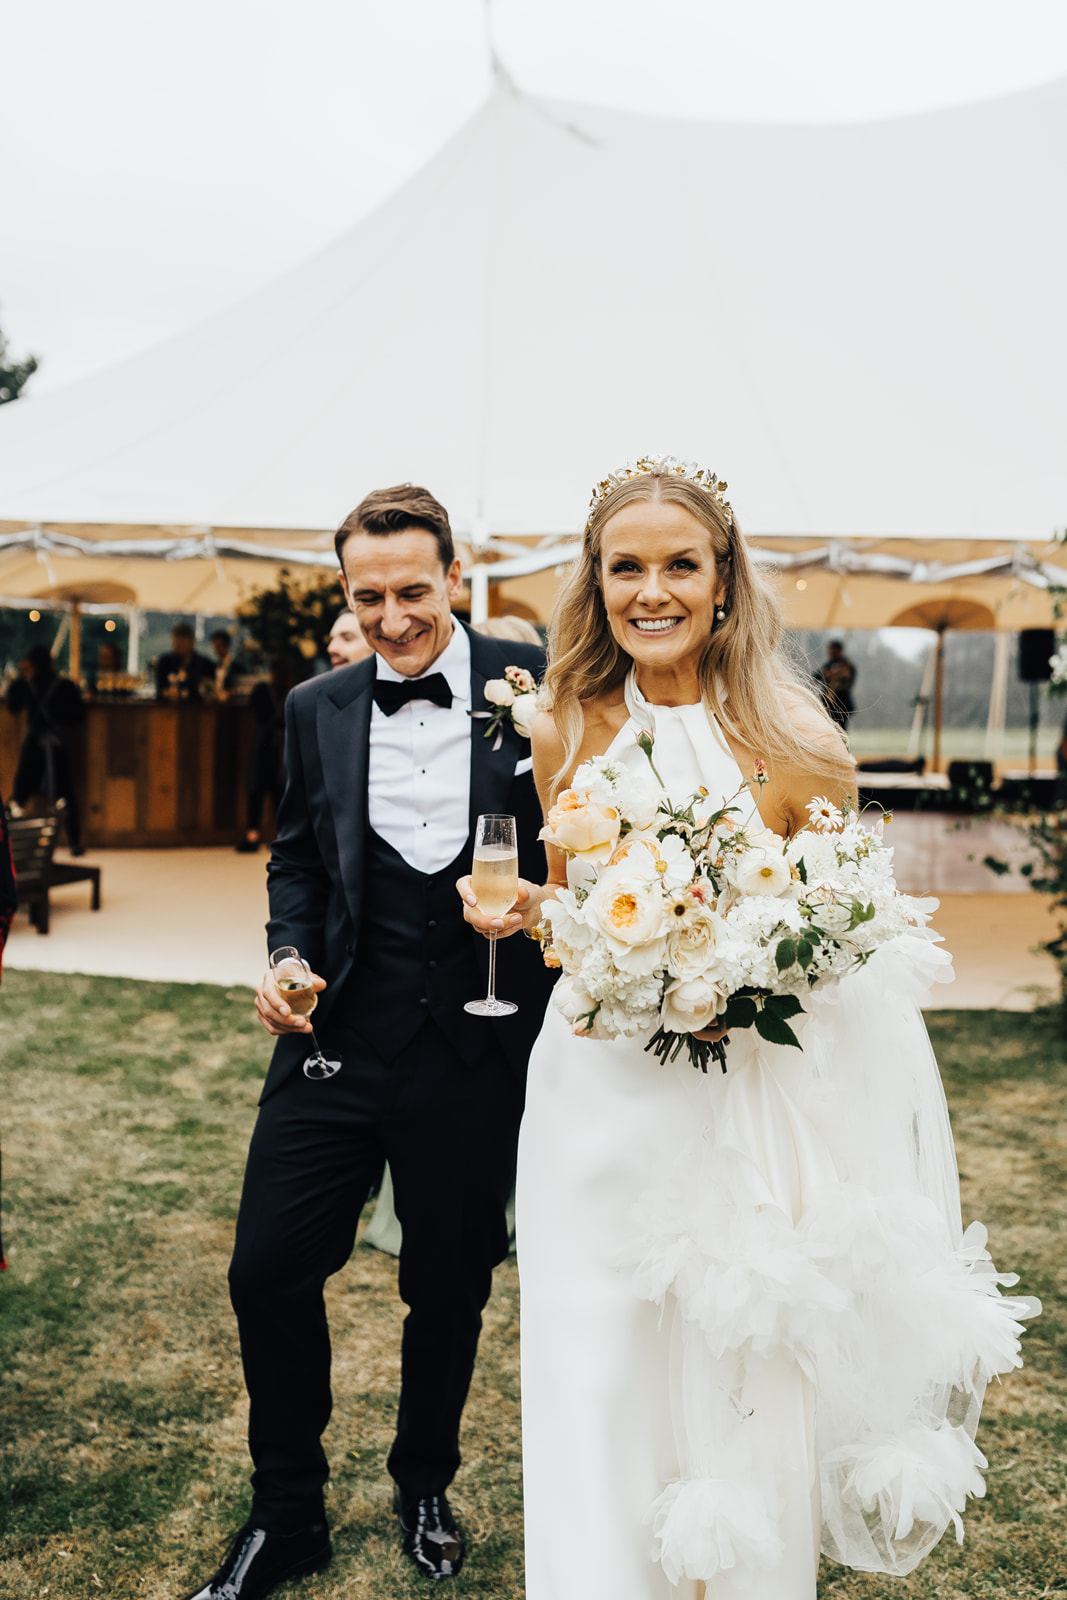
531,686,628,792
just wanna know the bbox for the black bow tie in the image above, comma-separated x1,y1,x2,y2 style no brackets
372,671,454,716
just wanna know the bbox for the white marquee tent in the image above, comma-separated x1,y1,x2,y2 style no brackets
1,73,1065,554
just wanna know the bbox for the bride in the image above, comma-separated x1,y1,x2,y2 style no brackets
459,458,1035,1599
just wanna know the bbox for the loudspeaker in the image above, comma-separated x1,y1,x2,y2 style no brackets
1018,629,1056,682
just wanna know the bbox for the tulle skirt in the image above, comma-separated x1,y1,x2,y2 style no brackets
517,932,1037,1599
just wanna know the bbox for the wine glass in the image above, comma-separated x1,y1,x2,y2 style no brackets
269,946,342,1080
465,814,519,1018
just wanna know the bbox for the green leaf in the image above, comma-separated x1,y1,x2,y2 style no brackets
775,938,797,972
796,856,808,885
722,994,759,1029
797,939,814,970
754,1009,802,1048
764,993,804,1019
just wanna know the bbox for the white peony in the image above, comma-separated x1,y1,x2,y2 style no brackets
511,691,539,738
484,678,516,707
734,848,792,897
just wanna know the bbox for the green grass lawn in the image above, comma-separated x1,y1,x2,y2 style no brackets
0,974,1064,1599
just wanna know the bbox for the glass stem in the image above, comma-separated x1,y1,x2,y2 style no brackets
308,1026,323,1059
487,930,498,1002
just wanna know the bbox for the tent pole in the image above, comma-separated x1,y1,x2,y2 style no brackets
906,638,937,760
470,564,490,625
127,607,142,675
932,626,946,773
69,603,82,685
984,630,1010,765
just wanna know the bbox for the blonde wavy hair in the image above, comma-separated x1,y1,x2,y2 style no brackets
544,470,855,797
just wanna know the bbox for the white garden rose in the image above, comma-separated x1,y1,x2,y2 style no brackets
666,909,726,981
734,847,791,897
484,678,516,707
661,973,725,1034
511,692,539,738
584,870,667,948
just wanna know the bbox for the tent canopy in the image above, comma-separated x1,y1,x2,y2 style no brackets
0,76,1065,543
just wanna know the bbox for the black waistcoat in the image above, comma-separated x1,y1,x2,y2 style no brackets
335,827,487,1066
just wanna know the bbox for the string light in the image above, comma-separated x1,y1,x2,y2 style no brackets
795,579,808,591
104,619,117,632
29,609,40,621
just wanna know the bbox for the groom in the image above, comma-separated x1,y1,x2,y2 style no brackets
183,485,553,1599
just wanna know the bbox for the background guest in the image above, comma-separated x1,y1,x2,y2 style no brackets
235,656,293,853
155,622,214,701
210,629,243,699
326,609,373,667
5,644,86,854
814,637,857,731
89,641,123,696
473,615,543,646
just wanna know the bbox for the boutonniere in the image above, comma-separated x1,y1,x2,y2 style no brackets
470,665,541,750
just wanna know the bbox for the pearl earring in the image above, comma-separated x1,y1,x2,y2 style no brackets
716,607,726,621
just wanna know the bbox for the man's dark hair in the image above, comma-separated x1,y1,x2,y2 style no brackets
210,629,231,646
334,484,454,572
171,621,196,642
827,639,844,652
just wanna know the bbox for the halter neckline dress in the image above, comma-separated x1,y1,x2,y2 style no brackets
516,670,1034,1599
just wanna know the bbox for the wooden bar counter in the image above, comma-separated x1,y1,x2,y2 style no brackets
1,698,270,848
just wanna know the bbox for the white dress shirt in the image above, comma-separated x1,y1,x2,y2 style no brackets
368,623,472,873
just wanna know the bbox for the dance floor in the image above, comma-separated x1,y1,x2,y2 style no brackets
4,814,1058,1009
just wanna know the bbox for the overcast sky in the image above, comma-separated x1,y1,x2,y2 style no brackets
3,0,1067,393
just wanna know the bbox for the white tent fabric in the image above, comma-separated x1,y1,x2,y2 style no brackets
0,77,1065,540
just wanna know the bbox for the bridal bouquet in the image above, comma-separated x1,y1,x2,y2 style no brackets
538,734,930,1071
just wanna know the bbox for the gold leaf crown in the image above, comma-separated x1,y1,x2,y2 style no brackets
587,454,732,524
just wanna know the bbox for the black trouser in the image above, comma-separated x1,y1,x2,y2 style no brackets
228,1019,522,1534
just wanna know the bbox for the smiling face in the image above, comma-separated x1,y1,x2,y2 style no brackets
339,528,463,677
327,611,373,668
599,499,725,679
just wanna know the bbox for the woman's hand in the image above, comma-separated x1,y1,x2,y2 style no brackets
693,1022,729,1044
456,875,544,939
255,969,326,1035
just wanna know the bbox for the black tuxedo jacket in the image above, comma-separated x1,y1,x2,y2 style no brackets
261,624,554,1102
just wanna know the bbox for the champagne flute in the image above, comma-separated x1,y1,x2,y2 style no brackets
465,814,520,1018
269,946,342,1080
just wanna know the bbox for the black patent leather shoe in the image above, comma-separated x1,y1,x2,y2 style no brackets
181,1520,331,1599
394,1489,465,1580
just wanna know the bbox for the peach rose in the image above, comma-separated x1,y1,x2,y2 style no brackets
539,789,621,863
584,872,666,948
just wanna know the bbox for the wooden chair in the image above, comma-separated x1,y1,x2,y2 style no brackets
7,802,102,934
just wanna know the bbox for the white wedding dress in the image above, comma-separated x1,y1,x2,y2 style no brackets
517,674,1036,1600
